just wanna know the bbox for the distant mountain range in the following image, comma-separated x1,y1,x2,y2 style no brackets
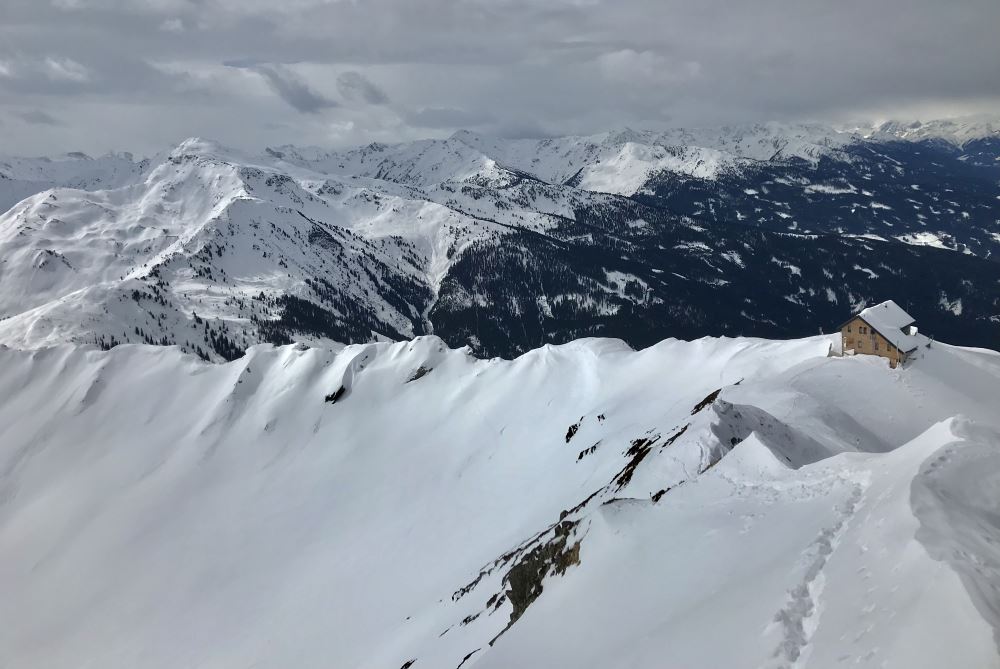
1,117,998,359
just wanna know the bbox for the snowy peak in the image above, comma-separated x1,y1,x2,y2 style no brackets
0,150,148,214
871,115,1000,146
448,128,486,145
269,134,498,188
0,134,533,358
0,150,139,182
385,122,860,194
166,136,244,163
574,141,728,193
0,147,249,319
259,122,861,196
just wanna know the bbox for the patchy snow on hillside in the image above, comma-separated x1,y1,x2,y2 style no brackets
805,182,857,195
940,294,964,315
1,333,1000,668
771,256,802,276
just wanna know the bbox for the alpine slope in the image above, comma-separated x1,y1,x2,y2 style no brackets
1,332,999,668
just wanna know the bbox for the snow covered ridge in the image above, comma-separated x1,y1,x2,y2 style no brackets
868,115,1000,146
0,150,149,214
195,115,1000,196
2,333,1000,668
2,115,996,203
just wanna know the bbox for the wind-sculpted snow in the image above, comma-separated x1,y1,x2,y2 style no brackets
912,418,1000,653
1,334,1000,668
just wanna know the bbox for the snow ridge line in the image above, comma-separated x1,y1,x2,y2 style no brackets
764,480,866,668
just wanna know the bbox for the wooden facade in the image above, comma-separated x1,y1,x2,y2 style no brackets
840,316,907,368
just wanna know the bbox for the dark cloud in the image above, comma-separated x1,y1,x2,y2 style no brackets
336,71,389,105
14,109,63,125
0,0,997,154
246,65,337,114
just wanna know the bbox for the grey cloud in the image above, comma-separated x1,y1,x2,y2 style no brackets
0,56,93,93
14,109,63,125
0,0,998,154
336,71,389,105
159,18,185,33
405,107,493,129
248,65,337,114
0,51,199,100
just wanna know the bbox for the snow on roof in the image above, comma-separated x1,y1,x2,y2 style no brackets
856,300,920,352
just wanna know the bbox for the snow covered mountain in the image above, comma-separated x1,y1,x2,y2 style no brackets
0,150,147,214
275,122,856,196
1,118,998,360
2,333,999,668
870,114,1000,147
3,117,1000,668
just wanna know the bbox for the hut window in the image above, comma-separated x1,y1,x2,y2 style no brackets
847,325,852,333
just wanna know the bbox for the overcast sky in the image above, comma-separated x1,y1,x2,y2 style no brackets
2,0,998,155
